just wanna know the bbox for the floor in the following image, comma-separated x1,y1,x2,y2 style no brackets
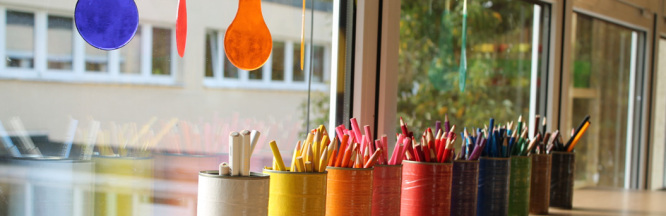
547,188,666,216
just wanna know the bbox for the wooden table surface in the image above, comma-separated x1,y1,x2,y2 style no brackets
546,188,666,215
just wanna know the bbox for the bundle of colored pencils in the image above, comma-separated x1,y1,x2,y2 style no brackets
481,115,542,157
398,116,462,163
269,124,338,172
328,118,386,168
552,115,590,152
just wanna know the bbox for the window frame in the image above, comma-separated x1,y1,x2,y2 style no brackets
203,29,330,92
0,7,178,86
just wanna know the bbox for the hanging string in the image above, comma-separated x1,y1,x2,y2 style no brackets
458,0,468,92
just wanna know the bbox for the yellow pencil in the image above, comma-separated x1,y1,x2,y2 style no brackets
305,161,313,172
269,140,286,171
290,141,301,171
318,146,328,172
295,156,305,172
568,122,590,152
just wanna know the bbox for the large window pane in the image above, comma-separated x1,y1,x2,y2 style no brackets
152,27,171,75
0,0,335,215
120,26,141,74
6,10,35,69
569,13,642,188
397,0,549,132
47,15,73,70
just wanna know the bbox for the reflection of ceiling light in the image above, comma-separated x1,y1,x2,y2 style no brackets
483,1,493,8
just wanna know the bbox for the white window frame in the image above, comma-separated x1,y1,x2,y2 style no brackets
0,7,177,86
203,29,330,92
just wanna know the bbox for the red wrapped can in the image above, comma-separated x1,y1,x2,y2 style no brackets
400,161,453,216
372,165,402,216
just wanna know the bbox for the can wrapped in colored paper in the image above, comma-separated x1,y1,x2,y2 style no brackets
529,154,552,215
372,165,402,216
400,161,453,216
325,167,373,216
93,156,154,216
476,157,510,216
197,171,269,216
7,156,94,216
550,152,575,209
264,169,327,216
451,160,479,216
508,156,532,215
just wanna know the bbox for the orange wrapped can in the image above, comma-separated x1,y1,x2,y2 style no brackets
325,167,373,216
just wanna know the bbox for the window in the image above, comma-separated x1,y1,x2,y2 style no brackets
6,10,34,69
85,43,108,72
1,0,338,215
47,15,73,70
152,27,171,75
397,0,550,132
568,13,644,188
271,41,285,81
120,26,141,74
1,8,176,84
204,31,330,91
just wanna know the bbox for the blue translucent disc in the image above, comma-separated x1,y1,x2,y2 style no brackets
74,0,139,50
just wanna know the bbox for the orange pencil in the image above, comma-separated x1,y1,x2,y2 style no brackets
364,149,382,168
328,149,338,167
341,147,352,168
567,122,590,152
335,135,349,167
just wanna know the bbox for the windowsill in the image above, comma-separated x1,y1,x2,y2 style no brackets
0,69,179,87
203,78,328,92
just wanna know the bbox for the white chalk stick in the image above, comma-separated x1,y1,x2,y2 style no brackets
240,130,251,176
229,132,241,176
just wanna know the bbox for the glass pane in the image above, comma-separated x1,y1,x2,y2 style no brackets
47,15,73,70
223,52,238,79
205,31,216,78
271,41,285,81
397,0,549,132
569,13,639,188
0,1,336,215
152,27,171,75
293,42,304,81
248,69,262,80
119,26,141,74
312,45,324,83
85,44,108,72
6,10,35,69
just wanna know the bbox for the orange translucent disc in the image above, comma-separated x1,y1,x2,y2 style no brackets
224,0,272,71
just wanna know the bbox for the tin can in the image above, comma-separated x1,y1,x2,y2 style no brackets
264,169,327,216
529,154,552,215
93,156,154,216
7,156,94,216
400,161,453,216
451,160,479,216
508,156,532,215
197,171,270,216
371,165,402,216
476,157,510,216
549,152,575,209
325,167,373,216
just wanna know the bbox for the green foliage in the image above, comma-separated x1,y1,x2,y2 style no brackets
398,0,538,133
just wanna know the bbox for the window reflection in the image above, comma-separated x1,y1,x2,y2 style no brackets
85,44,108,72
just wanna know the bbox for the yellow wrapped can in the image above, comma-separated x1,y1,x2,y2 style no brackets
263,169,327,216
